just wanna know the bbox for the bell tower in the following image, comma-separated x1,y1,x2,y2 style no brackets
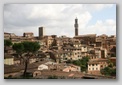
74,17,78,36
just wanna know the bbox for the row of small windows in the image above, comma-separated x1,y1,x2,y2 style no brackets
89,64,98,66
89,68,98,70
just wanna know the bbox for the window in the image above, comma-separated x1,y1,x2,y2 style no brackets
92,64,94,66
92,68,94,70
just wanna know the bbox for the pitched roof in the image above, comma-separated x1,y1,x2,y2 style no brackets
88,58,108,64
74,34,96,38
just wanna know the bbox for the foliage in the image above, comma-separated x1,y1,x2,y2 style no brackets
4,39,12,47
100,67,116,76
13,41,40,55
72,57,89,72
12,43,24,55
101,59,116,76
107,59,116,67
12,41,40,77
4,39,13,53
22,41,40,53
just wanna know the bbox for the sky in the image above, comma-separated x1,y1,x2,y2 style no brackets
4,4,116,37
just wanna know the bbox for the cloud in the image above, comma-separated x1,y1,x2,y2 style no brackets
83,19,116,35
4,4,115,37
83,4,113,12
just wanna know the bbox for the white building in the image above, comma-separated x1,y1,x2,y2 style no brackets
38,64,48,70
88,59,108,75
4,55,14,65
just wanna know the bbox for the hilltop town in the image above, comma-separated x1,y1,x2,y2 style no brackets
4,18,116,79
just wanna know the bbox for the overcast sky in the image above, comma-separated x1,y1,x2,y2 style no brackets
4,4,116,37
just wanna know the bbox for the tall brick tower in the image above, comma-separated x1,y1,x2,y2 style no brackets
74,17,78,36
39,27,44,39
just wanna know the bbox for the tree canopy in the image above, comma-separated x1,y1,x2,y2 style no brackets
22,41,40,53
100,67,116,76
13,41,40,54
72,57,89,72
12,43,24,55
12,41,40,77
4,39,12,47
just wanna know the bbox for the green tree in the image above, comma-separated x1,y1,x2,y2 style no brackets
100,67,116,76
72,57,89,72
4,39,12,47
107,59,116,68
80,57,89,72
13,41,40,78
4,39,12,53
12,43,24,55
12,43,24,65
